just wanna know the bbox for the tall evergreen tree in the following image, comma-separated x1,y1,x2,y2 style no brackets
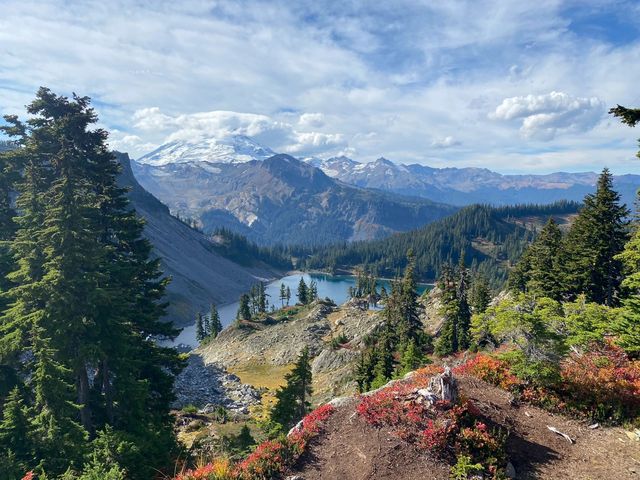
0,89,183,478
468,273,491,314
615,192,640,357
510,218,564,299
270,347,312,431
297,277,309,305
208,303,222,338
285,286,291,306
563,169,629,305
237,294,251,321
196,312,206,341
279,283,286,307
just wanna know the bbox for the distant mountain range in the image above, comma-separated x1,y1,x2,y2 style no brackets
133,152,457,246
307,156,640,207
131,134,640,246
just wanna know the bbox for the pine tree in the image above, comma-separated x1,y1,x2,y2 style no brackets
208,303,222,338
297,277,309,305
285,286,291,306
435,265,460,356
196,312,206,341
563,169,629,306
309,280,318,302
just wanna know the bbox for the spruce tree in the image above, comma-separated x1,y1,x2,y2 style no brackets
285,286,291,306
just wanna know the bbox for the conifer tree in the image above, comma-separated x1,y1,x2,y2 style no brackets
468,274,491,314
398,338,423,376
297,277,309,305
615,193,640,357
208,303,222,338
0,89,183,478
196,312,206,341
563,169,629,306
279,283,286,307
237,294,251,321
397,251,423,344
510,218,564,299
270,347,312,431
0,387,32,478
285,286,291,306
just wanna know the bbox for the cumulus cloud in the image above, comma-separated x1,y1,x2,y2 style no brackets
491,91,605,140
431,136,461,149
1,0,640,172
130,107,346,157
298,113,325,128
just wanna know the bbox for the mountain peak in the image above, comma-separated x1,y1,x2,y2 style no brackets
137,135,275,166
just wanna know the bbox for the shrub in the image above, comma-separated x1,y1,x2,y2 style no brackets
559,342,640,422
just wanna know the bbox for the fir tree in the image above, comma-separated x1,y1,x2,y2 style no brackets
297,277,309,305
279,283,286,307
208,303,222,338
237,294,251,321
615,192,640,357
510,218,564,299
196,312,206,341
563,169,629,306
285,286,291,306
270,347,313,431
0,89,183,478
468,274,491,314
398,338,423,376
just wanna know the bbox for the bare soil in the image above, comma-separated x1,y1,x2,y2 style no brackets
289,376,640,479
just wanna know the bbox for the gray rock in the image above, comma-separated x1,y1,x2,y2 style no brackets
506,461,517,479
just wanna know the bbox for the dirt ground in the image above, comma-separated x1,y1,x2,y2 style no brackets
289,375,640,479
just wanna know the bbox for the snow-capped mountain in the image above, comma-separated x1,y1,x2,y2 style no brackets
307,155,640,207
137,135,275,166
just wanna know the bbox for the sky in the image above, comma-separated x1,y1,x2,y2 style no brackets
1,0,640,174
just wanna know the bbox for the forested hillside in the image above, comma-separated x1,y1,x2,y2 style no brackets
304,201,580,286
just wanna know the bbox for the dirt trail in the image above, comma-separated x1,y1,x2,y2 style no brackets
290,376,640,479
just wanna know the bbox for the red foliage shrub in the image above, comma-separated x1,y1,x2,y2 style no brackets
174,404,335,480
453,354,519,391
21,473,34,480
559,342,640,421
234,439,291,480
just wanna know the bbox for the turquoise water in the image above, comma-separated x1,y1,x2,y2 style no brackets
172,273,432,348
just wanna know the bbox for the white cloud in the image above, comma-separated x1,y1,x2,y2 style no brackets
1,1,640,173
431,136,462,149
491,91,605,140
298,113,325,128
128,107,346,157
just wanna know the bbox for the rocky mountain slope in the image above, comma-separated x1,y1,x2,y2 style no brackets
197,300,384,404
132,153,456,246
116,152,278,326
310,155,640,207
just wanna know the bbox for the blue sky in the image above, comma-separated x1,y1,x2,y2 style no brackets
1,0,640,173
